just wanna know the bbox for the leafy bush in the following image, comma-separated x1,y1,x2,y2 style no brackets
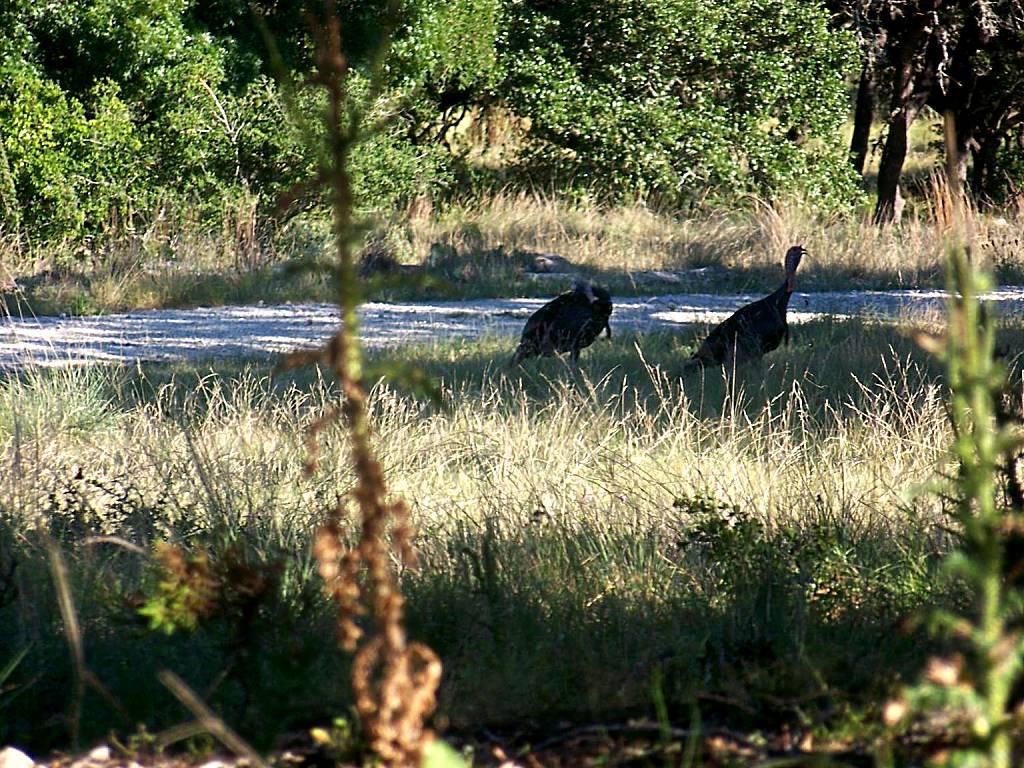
674,492,932,621
496,0,861,209
981,142,1024,206
0,0,864,245
0,1,228,240
0,70,86,238
0,69,146,239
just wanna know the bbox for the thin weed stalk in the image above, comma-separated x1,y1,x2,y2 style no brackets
47,541,85,748
278,4,440,766
46,539,130,747
947,239,1014,768
157,670,269,768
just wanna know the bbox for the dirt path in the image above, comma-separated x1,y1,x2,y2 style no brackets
4,287,1024,368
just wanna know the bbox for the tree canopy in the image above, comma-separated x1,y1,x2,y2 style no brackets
837,0,1024,221
3,0,1024,243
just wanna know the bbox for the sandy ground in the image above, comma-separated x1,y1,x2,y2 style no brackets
4,287,1024,369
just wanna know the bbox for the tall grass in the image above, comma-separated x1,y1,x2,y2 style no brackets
4,191,1024,317
0,320,992,749
392,188,1024,289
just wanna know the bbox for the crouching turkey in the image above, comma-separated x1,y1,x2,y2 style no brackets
512,280,613,365
690,245,805,367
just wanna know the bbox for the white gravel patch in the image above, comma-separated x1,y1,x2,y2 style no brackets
4,287,1024,369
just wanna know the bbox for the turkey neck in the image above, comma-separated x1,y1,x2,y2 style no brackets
771,281,794,312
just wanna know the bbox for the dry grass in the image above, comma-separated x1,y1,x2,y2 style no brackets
2,318,1017,748
0,343,946,538
0,318,975,551
3,192,1024,317
392,189,1024,290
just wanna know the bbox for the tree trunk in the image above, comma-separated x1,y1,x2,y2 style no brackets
971,131,1001,200
953,136,970,187
941,111,972,190
874,109,912,224
873,9,941,224
850,60,876,177
933,0,986,196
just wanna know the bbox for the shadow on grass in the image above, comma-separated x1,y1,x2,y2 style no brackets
1,235,993,319
1,264,337,318
333,317,953,424
0,483,951,752
39,314,1021,432
5,317,1020,753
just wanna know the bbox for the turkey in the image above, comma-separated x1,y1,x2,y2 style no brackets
690,245,805,367
511,280,613,365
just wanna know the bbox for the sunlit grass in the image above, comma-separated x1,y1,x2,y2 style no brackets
4,188,1024,317
3,318,1000,747
400,188,1024,292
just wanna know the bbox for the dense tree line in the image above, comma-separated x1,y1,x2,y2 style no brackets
835,0,1024,221
2,0,1024,245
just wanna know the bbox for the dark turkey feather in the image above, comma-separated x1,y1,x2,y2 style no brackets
691,245,805,366
512,281,613,364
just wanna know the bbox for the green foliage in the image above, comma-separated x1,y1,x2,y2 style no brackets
138,542,220,634
0,0,35,68
981,143,1024,206
497,0,861,209
305,716,371,765
0,1,228,239
675,495,764,597
675,491,933,630
11,0,1024,249
389,0,502,91
0,71,90,237
0,0,485,243
420,739,472,768
0,1,271,240
233,76,315,207
889,239,1024,766
344,71,457,214
137,540,284,637
26,0,194,98
0,0,868,244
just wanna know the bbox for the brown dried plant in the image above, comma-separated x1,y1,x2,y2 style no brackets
276,4,441,766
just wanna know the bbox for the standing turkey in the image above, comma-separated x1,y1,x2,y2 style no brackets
690,245,805,366
512,280,613,365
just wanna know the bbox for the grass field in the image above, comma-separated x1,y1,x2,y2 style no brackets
3,313,1013,756
4,33,1023,763
3,190,1024,318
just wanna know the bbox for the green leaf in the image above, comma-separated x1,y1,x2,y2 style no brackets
421,739,471,768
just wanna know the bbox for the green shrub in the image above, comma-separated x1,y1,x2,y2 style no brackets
0,71,151,241
497,0,861,210
0,0,866,244
0,70,90,238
